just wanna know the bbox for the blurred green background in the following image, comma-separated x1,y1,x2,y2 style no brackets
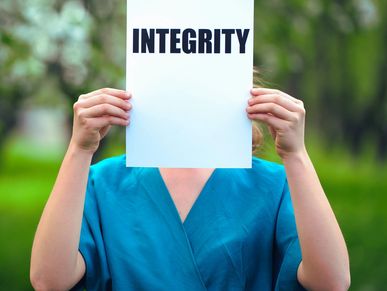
1,0,386,290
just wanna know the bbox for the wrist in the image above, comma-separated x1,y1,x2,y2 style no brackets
68,140,95,159
281,147,309,166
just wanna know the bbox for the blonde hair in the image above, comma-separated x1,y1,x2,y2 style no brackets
252,66,264,154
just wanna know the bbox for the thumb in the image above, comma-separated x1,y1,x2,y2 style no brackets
268,126,276,140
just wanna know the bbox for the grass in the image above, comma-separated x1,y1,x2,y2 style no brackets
0,135,386,290
0,147,62,291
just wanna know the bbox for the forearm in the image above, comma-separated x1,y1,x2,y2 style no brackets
282,150,350,291
30,142,92,290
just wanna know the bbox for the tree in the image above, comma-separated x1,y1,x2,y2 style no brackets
0,0,126,162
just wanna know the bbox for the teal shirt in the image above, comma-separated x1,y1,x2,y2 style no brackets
72,155,305,291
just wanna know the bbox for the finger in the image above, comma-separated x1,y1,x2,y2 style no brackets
79,88,131,100
80,104,129,120
247,113,288,130
248,94,300,112
281,92,303,106
87,116,130,128
251,88,301,105
246,103,296,121
76,94,132,111
251,87,278,96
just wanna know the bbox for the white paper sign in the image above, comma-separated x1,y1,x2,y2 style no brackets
126,0,254,168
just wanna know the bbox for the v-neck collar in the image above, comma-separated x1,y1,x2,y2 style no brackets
154,167,218,226
138,167,209,290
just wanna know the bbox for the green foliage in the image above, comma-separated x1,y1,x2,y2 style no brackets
0,0,126,153
253,0,387,157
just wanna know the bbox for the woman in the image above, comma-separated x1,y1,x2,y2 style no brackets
30,87,350,290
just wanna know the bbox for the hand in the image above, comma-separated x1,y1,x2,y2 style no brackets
246,88,306,159
70,88,132,154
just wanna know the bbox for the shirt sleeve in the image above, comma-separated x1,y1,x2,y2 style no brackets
273,178,306,291
70,167,111,291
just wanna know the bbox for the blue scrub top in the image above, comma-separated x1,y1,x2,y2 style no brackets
71,155,306,291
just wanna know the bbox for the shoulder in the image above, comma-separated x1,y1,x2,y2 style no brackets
251,156,286,176
88,154,139,190
90,154,126,174
218,157,288,218
243,156,287,186
230,157,288,201
223,156,287,198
